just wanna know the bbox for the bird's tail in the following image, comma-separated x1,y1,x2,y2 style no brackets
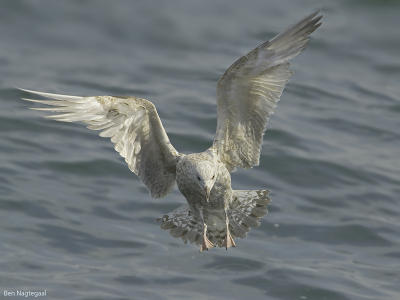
158,205,203,245
158,189,270,247
227,189,270,239
200,189,271,247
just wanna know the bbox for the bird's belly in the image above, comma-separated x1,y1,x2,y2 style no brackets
179,182,232,219
207,179,232,210
203,207,227,228
183,186,231,211
205,162,232,209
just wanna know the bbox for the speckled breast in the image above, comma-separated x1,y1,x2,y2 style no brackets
207,161,232,210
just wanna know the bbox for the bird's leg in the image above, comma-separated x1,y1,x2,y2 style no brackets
199,208,214,252
200,223,214,252
224,209,236,250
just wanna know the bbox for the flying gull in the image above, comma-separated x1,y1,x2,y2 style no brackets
20,12,322,251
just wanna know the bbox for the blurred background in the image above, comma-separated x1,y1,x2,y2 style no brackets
0,0,399,299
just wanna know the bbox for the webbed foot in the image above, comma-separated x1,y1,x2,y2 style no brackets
224,227,236,250
200,224,214,251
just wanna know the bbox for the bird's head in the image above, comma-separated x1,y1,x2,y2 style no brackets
193,161,217,202
177,154,218,202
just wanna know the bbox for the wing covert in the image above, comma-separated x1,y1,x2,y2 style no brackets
213,12,322,171
20,89,180,198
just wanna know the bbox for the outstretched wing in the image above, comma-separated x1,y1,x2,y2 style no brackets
213,12,322,171
20,89,180,198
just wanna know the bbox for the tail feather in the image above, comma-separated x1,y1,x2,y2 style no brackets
158,189,270,248
158,206,202,245
228,189,270,239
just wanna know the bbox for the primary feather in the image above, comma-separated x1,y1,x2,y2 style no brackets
213,11,322,171
21,89,180,198
19,11,322,250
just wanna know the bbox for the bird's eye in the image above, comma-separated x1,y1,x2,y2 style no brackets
212,175,215,179
197,176,201,181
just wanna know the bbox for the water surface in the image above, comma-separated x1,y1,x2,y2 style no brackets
0,1,399,299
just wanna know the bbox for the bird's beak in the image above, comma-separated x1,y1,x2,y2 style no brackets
204,186,211,202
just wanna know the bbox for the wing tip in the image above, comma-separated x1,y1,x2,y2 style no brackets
17,87,84,101
22,97,50,103
16,87,35,95
306,9,323,22
298,10,323,34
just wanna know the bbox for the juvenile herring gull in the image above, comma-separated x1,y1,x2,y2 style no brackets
20,12,322,251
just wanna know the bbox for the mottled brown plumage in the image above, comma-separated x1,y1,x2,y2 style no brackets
20,11,321,251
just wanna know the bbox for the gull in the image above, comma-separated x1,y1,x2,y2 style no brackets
20,12,322,251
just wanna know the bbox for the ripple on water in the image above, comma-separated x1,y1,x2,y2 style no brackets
91,206,132,221
203,256,265,272
261,223,392,247
13,159,130,178
260,153,384,188
114,275,195,286
28,224,146,254
0,2,400,300
233,269,352,300
0,199,58,219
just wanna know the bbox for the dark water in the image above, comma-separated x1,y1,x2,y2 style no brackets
1,1,399,299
